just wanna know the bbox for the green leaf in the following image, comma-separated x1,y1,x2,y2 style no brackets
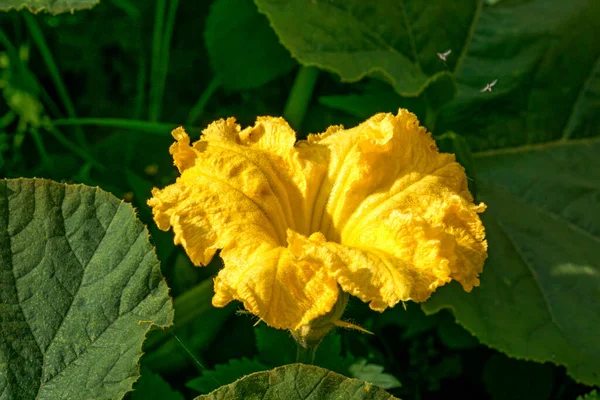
435,313,478,350
348,359,401,390
205,0,296,91
578,390,600,400
0,178,174,399
131,367,184,400
187,358,269,394
482,354,554,400
0,0,99,14
254,0,480,96
195,364,399,400
437,0,600,151
423,138,600,385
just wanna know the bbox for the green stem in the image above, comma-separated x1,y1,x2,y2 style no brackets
149,0,167,121
187,78,220,124
133,56,147,120
52,117,181,135
296,342,318,365
46,126,105,171
22,13,87,147
283,66,319,130
30,127,49,165
159,0,180,88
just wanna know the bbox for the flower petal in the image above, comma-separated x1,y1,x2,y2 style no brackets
302,109,487,307
148,119,336,329
213,232,339,330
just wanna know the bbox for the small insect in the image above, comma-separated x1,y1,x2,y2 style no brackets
480,79,498,92
437,49,452,63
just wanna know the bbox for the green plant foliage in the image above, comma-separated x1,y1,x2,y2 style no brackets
423,138,600,385
205,0,296,91
254,0,479,96
131,367,184,400
195,364,399,400
0,178,174,399
0,0,99,14
436,0,600,151
578,390,600,400
187,358,269,394
349,360,401,390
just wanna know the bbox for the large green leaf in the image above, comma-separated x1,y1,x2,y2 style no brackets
0,0,99,14
196,364,398,400
423,138,600,385
205,0,296,91
0,178,174,399
437,0,600,151
254,0,480,96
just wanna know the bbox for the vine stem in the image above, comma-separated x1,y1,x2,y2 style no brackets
296,342,318,365
187,78,220,124
283,66,319,130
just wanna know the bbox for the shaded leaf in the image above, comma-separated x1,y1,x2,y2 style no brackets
578,390,600,400
205,0,295,90
254,0,480,96
437,0,600,151
196,364,398,399
348,359,401,390
187,358,269,394
423,138,600,385
131,367,185,400
0,178,174,399
435,313,478,350
0,0,99,14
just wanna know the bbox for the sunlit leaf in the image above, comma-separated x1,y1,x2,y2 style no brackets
254,0,480,96
0,178,174,399
196,364,398,399
0,0,99,14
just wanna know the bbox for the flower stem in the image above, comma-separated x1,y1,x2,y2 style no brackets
187,78,220,124
283,66,319,130
296,342,318,365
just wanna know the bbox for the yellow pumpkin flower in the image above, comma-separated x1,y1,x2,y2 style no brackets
148,109,487,331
